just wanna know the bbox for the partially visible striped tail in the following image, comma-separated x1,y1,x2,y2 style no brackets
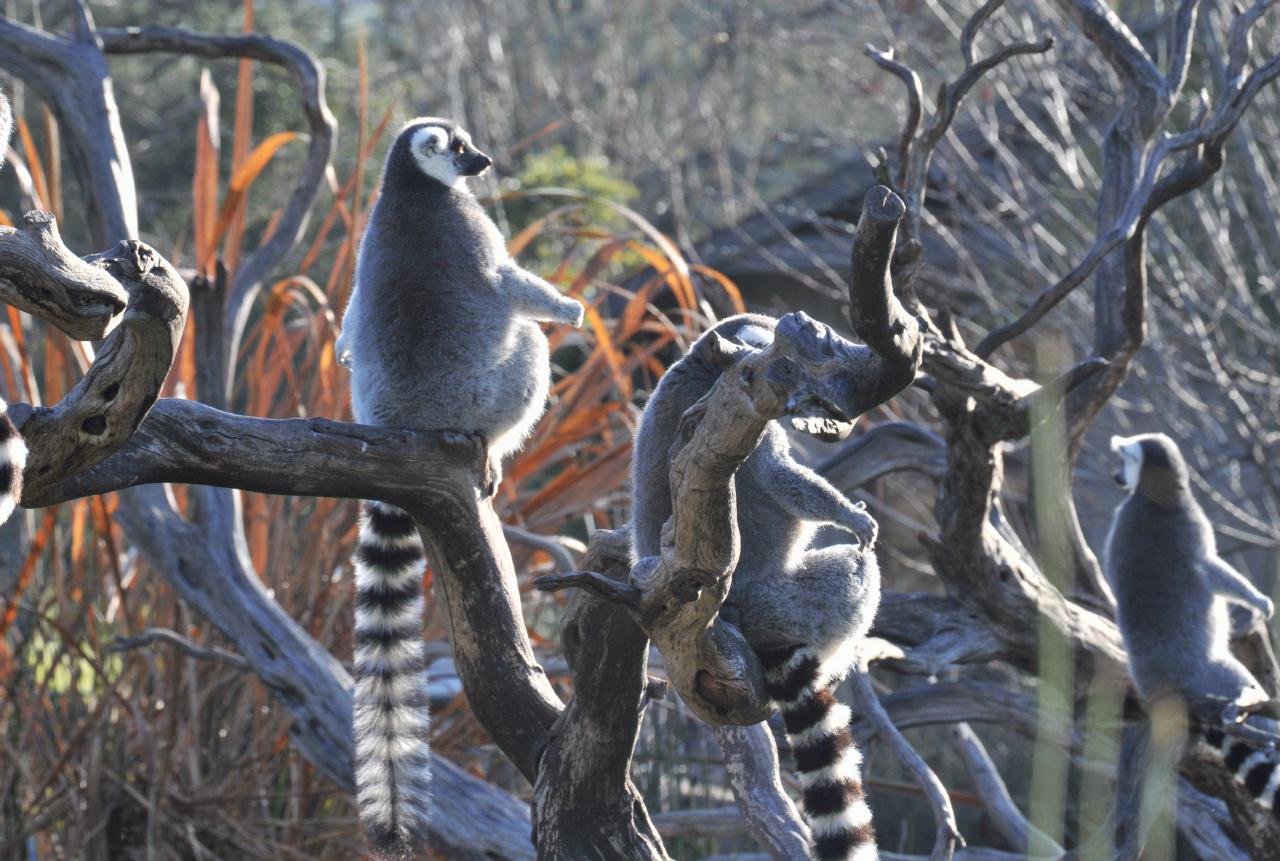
1200,726,1280,814
353,501,432,858
761,646,877,861
0,399,26,525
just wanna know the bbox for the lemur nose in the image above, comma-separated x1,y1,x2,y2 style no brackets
474,153,492,171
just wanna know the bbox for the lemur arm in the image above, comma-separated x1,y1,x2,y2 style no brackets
752,428,877,547
498,262,584,326
1202,556,1275,619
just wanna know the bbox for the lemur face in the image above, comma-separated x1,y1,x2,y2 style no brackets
406,119,492,189
1110,435,1145,491
1110,432,1182,492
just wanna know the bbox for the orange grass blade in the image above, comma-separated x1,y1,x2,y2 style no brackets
224,0,257,272
41,106,61,223
209,131,298,254
15,117,48,210
193,68,222,276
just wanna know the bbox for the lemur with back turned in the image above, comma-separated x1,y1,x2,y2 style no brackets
0,89,28,526
632,314,881,861
1106,433,1280,814
338,118,583,857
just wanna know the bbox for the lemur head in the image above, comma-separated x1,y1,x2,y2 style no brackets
391,117,491,190
1110,433,1190,502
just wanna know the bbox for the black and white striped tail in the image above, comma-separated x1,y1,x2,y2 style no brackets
761,646,877,861
1200,727,1280,815
353,501,432,858
0,399,26,525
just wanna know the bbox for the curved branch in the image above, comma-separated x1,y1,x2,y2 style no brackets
863,46,923,187
96,26,338,392
14,238,187,499
714,724,811,859
842,185,925,406
19,396,489,508
0,12,138,244
849,669,963,860
0,211,127,339
951,724,1063,856
817,421,947,491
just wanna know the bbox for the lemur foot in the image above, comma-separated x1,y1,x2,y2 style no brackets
439,430,498,496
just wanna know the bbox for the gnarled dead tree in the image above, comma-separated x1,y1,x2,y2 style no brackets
4,0,1280,859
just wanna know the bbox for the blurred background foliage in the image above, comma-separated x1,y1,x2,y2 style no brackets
1,0,1278,858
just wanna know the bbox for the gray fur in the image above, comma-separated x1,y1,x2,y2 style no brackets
340,116,583,461
1105,433,1280,819
631,314,880,860
341,118,582,858
1105,432,1274,708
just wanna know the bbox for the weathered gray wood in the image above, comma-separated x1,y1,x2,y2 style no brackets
0,211,126,339
0,7,138,246
18,239,187,500
950,724,1062,857
849,667,961,861
533,529,667,860
21,397,485,507
714,724,810,860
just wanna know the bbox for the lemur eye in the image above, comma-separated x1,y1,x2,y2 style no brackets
453,141,466,154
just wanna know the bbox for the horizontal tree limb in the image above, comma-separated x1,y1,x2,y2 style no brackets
19,397,484,508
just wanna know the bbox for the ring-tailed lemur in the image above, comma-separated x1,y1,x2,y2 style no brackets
339,117,583,857
0,90,27,527
1107,433,1279,814
632,315,880,861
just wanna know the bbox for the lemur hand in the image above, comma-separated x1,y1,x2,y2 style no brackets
335,330,353,370
561,297,585,328
839,501,878,550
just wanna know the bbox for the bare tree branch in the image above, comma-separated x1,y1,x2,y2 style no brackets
95,25,337,386
0,211,126,339
849,668,962,861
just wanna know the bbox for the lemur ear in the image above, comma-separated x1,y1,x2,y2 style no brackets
707,332,750,371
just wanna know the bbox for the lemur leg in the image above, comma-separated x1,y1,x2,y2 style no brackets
497,263,584,326
734,545,880,674
749,428,877,548
1203,556,1275,619
734,546,881,861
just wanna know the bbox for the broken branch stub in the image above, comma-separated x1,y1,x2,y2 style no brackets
17,237,189,500
0,210,127,339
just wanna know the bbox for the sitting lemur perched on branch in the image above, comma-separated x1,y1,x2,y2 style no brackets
337,118,584,857
1107,433,1280,815
632,314,882,861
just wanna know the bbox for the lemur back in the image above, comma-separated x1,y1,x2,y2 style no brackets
341,117,582,858
346,135,558,458
1107,433,1279,820
632,314,881,861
